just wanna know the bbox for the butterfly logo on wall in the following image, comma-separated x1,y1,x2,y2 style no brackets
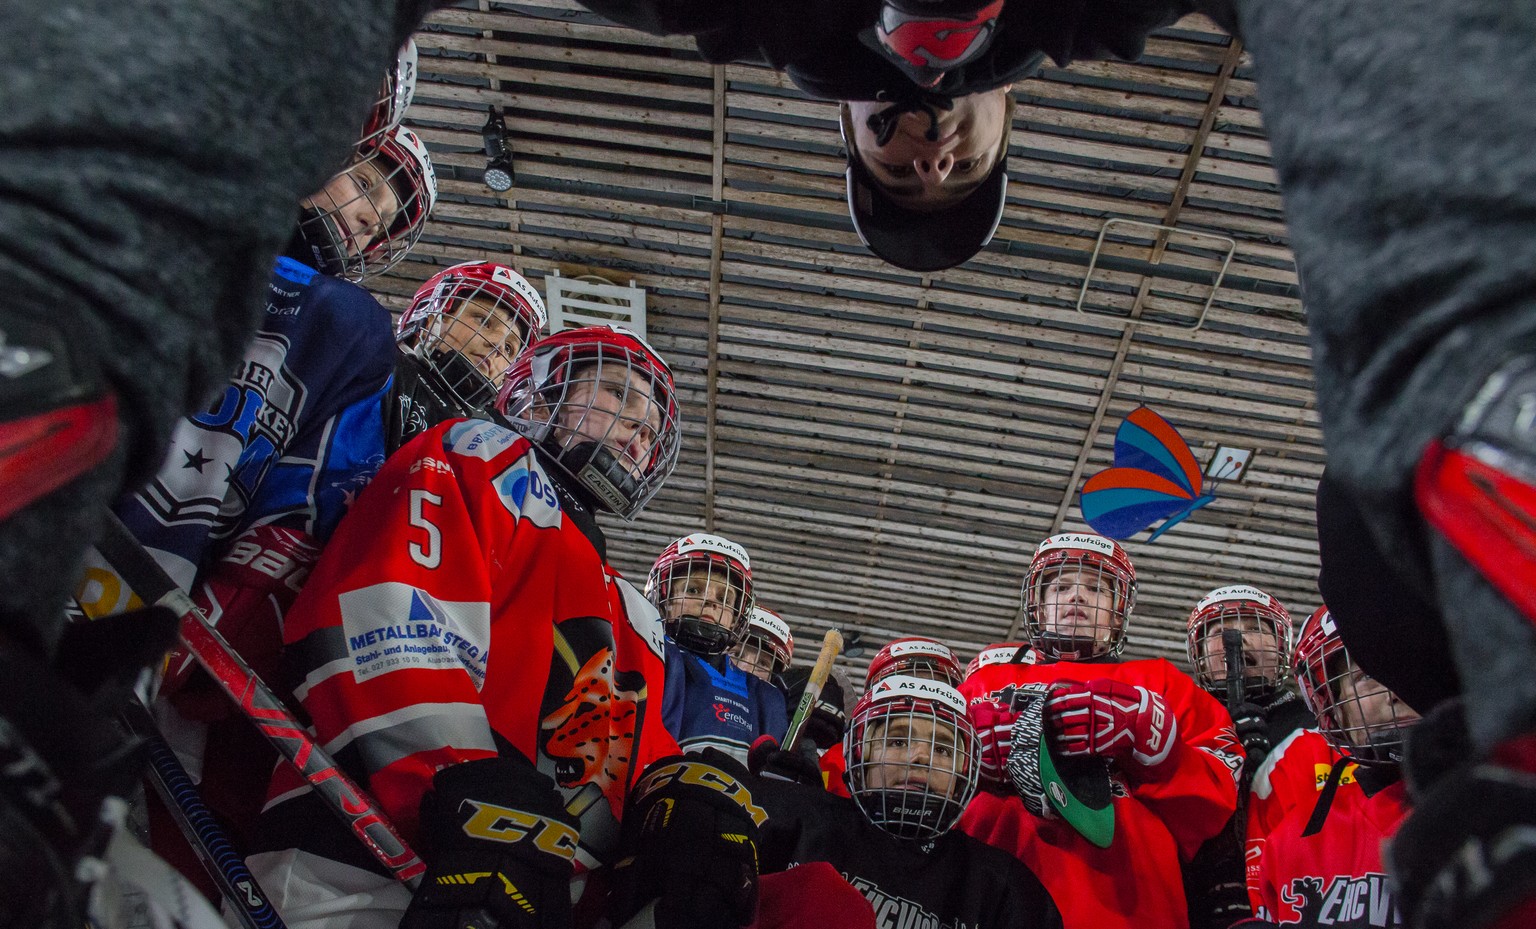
1080,405,1224,542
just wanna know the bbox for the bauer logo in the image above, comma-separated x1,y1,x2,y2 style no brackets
340,582,491,688
493,453,562,529
445,419,519,461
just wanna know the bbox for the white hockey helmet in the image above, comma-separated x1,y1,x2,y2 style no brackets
647,533,755,656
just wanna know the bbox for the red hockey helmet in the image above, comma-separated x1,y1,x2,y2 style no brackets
1186,585,1293,700
1293,606,1420,764
733,606,794,680
646,533,755,656
297,125,437,282
496,325,680,519
398,261,548,412
962,642,1032,681
845,675,980,842
865,637,963,689
1022,532,1137,660
356,37,418,154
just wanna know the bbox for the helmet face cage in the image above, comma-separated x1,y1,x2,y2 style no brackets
846,676,980,843
1293,608,1418,764
298,126,436,282
1187,589,1293,700
498,327,680,519
399,263,548,411
732,608,793,681
865,638,963,689
650,552,754,656
1023,536,1136,661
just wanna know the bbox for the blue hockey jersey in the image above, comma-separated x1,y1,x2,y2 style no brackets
99,256,395,592
662,639,790,765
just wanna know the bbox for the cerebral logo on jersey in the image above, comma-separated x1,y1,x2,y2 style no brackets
493,454,562,529
712,701,750,729
339,581,491,688
445,418,519,461
1277,873,1400,927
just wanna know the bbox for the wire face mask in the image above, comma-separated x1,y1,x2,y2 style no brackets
648,534,755,657
1023,534,1137,662
1187,585,1294,701
1294,607,1421,764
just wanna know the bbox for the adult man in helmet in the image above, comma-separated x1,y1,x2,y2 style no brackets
961,532,1242,929
1243,606,1419,928
613,676,1059,928
248,325,684,929
650,534,788,765
1182,586,1317,929
391,260,548,450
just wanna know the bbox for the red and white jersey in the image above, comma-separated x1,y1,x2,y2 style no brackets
1250,778,1410,927
269,418,678,877
1246,728,1353,908
959,657,1242,929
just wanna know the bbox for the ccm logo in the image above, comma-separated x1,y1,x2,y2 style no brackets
636,761,769,827
460,801,580,861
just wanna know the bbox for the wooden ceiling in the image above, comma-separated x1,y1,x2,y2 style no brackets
377,0,1319,676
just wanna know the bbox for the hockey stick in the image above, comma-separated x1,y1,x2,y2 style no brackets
93,511,426,888
121,699,288,929
782,629,843,750
1222,628,1250,842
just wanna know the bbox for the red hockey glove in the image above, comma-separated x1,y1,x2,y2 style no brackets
970,682,1049,789
1047,679,1177,768
610,751,763,929
401,754,578,929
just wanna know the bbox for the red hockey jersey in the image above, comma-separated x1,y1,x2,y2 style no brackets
270,418,678,877
959,657,1242,929
1246,728,1354,911
1250,777,1409,927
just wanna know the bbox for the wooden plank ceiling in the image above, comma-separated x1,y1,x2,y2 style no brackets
377,0,1319,676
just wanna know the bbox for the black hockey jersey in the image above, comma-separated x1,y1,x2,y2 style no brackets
750,775,1061,929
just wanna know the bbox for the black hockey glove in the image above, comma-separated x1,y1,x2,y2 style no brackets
609,751,763,929
1231,702,1272,764
401,754,579,929
803,673,848,751
999,683,1056,819
747,734,824,789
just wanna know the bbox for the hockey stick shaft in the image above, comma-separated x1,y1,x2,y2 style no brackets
782,629,843,749
123,700,288,929
94,511,425,888
1221,628,1250,841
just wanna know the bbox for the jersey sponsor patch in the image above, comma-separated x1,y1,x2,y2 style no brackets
492,453,562,529
339,582,491,688
1280,873,1399,927
444,418,520,461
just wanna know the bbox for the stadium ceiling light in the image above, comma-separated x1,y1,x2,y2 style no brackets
481,105,514,193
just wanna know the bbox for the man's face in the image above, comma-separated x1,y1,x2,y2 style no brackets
1039,566,1120,644
438,295,527,381
1199,617,1285,688
301,157,401,257
845,88,1011,213
664,564,740,627
1333,665,1421,736
555,361,662,480
863,715,961,799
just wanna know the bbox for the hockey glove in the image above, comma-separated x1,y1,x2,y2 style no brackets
401,754,579,929
1231,702,1271,764
997,684,1054,819
971,682,1048,789
747,735,824,789
609,750,764,929
803,672,848,751
1047,679,1177,769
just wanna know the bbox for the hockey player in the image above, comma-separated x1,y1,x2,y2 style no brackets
864,635,964,688
247,325,684,929
1244,606,1420,928
390,260,548,450
651,534,789,764
1181,585,1315,929
615,676,1060,928
962,532,1242,929
732,605,795,685
964,641,1034,681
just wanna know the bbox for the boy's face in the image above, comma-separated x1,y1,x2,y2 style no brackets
732,638,776,682
301,157,401,257
862,714,961,800
438,295,527,380
1333,665,1421,736
665,565,739,627
1039,566,1120,645
1198,617,1285,688
553,360,662,480
844,89,1011,213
